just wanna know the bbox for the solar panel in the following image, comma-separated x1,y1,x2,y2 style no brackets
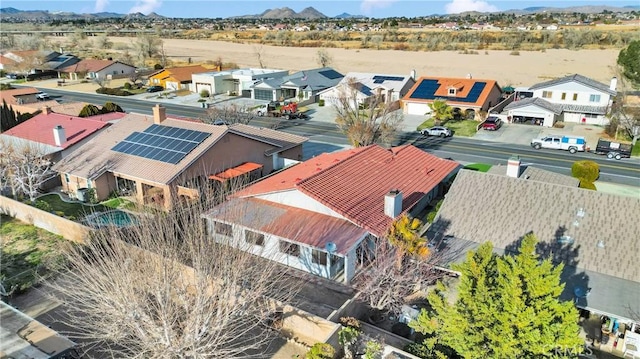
111,124,211,164
408,80,487,104
319,69,343,80
372,75,404,82
373,79,385,84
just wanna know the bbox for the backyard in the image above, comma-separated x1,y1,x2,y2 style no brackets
35,193,106,219
417,118,479,137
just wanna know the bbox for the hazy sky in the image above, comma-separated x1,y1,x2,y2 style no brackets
4,0,639,18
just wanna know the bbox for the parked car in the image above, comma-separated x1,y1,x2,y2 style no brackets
36,92,50,100
146,85,164,93
530,135,587,154
481,116,502,131
5,73,17,79
420,126,452,137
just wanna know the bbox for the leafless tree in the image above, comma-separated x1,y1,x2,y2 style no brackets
95,33,113,50
316,49,332,67
334,77,403,147
201,104,256,125
128,71,141,87
2,142,56,202
93,76,108,89
253,46,266,69
47,192,299,358
134,32,163,67
608,74,640,144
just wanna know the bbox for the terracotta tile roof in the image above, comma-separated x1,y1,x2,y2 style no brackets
431,169,640,283
403,76,501,108
237,145,460,237
53,113,228,184
206,198,368,254
0,87,40,105
150,65,208,83
228,123,308,155
2,112,111,149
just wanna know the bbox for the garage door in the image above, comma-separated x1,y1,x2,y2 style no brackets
405,102,430,116
254,89,272,101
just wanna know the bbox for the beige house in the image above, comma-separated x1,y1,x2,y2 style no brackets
53,105,307,209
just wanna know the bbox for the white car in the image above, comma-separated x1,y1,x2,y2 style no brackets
420,126,452,137
36,92,50,100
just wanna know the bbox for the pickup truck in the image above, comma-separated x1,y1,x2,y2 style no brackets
593,138,632,160
530,135,587,154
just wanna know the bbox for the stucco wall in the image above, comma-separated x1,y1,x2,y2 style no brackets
0,195,90,243
281,305,341,347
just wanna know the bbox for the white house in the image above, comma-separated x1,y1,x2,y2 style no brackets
59,59,136,81
250,67,344,102
318,72,416,108
503,97,563,127
527,74,617,126
191,68,289,97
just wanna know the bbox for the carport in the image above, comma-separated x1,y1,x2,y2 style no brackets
503,97,562,127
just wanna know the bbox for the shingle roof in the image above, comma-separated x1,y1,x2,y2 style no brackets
0,87,40,105
237,145,460,237
529,74,616,96
228,123,308,156
150,65,208,83
60,59,133,74
2,112,115,149
486,164,580,187
281,67,344,91
503,97,563,114
403,76,500,108
432,169,640,283
206,197,368,254
561,104,609,115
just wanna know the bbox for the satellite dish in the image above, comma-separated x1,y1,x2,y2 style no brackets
325,242,337,253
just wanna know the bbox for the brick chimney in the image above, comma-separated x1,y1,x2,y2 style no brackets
53,125,66,146
152,104,166,124
507,155,521,178
384,189,403,219
42,106,52,115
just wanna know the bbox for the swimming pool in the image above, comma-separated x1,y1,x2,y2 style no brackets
85,210,138,228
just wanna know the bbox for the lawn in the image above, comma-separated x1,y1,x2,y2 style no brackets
101,197,137,210
463,163,493,172
0,215,67,295
632,143,640,157
416,118,479,137
36,194,106,219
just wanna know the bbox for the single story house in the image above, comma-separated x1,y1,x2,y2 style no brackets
502,97,563,127
0,87,59,113
59,59,136,81
402,76,503,119
148,65,208,91
53,105,307,209
250,67,344,102
318,72,415,108
0,55,17,70
191,68,289,97
204,145,460,283
429,168,640,330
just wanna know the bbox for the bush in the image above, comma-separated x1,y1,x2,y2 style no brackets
153,64,163,70
34,200,52,212
54,211,65,217
571,160,599,182
96,87,133,96
200,89,210,98
425,199,444,224
553,122,565,128
579,179,597,191
123,82,132,90
306,343,335,359
318,99,325,107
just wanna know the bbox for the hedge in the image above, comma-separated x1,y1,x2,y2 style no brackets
96,87,133,96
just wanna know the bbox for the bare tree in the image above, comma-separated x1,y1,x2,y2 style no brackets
201,104,255,125
95,33,113,50
128,70,141,87
316,49,332,67
3,142,56,202
47,192,299,358
371,35,383,50
334,77,403,147
608,73,640,144
134,32,163,67
93,76,108,90
253,46,266,69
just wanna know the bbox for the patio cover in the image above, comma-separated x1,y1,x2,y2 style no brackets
209,162,263,182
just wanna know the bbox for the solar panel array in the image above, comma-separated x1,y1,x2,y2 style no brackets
372,75,405,84
408,80,487,103
111,124,211,164
319,69,343,80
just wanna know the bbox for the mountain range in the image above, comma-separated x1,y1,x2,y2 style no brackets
0,5,638,20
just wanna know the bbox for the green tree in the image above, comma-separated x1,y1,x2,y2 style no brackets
410,234,582,359
428,99,454,125
617,40,640,89
571,160,599,190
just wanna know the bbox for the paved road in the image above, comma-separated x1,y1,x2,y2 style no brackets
24,87,640,187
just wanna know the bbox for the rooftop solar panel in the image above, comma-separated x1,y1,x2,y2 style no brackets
372,75,404,82
111,124,211,164
319,69,343,80
408,80,487,104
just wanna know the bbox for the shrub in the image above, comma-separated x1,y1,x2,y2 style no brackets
200,89,210,98
571,160,599,182
153,63,163,70
306,343,335,359
96,87,133,96
35,200,52,212
426,199,444,224
197,99,206,103
54,211,65,217
339,316,361,329
318,99,325,107
553,122,565,128
579,179,597,191
123,82,132,90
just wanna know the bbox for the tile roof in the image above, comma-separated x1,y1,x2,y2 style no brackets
529,74,616,96
206,198,368,255
53,114,228,184
237,145,460,237
403,76,500,108
150,65,208,83
2,112,112,149
228,123,308,155
60,59,132,74
503,97,563,114
431,169,640,283
0,87,40,105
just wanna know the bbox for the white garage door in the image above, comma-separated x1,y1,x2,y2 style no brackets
195,83,212,95
405,102,430,116
563,112,582,123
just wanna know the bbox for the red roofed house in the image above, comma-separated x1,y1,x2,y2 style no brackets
0,55,17,71
402,76,503,120
204,145,460,283
60,59,136,81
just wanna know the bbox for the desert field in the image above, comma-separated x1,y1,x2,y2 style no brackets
108,36,620,87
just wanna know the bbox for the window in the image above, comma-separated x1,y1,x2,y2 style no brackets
312,249,327,265
585,113,598,119
64,174,70,183
448,88,456,95
573,93,578,101
245,230,264,246
214,222,232,236
279,240,300,257
542,91,552,98
553,138,560,144
561,92,567,100
589,94,601,103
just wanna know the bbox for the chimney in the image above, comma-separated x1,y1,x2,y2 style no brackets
42,106,52,115
53,125,66,146
466,73,473,79
384,189,403,219
410,69,416,80
59,47,64,53
610,77,617,92
152,104,166,124
507,155,521,178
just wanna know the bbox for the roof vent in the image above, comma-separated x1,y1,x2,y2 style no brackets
557,235,574,245
596,240,605,249
576,208,586,218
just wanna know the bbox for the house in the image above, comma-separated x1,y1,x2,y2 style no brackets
191,68,289,97
0,87,58,113
402,76,503,119
502,97,564,127
524,74,617,126
0,55,17,70
250,67,344,102
59,59,136,81
53,105,307,209
1,50,64,76
41,53,81,72
318,72,416,108
148,65,208,91
429,168,640,328
204,145,460,283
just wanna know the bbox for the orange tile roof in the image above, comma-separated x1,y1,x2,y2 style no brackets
403,76,500,108
237,145,460,237
151,65,208,83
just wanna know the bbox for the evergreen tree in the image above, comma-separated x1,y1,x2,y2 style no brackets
101,101,124,114
78,104,101,118
410,234,582,359
617,40,640,89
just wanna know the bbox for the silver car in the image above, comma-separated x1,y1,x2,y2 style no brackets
420,126,452,137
